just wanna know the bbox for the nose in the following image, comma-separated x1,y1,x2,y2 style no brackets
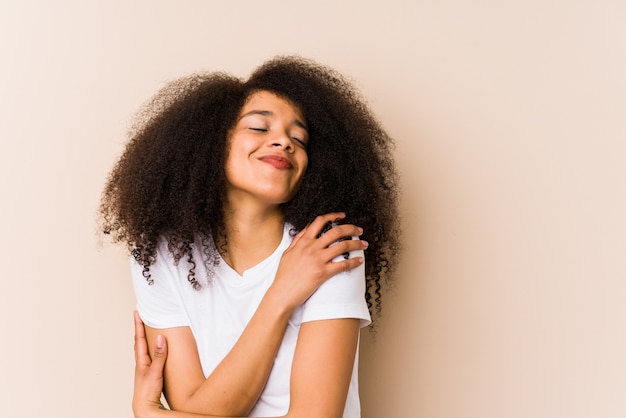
269,131,293,152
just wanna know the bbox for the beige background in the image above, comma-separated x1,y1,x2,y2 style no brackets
1,1,625,417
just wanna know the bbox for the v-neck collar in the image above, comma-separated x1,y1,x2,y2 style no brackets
217,223,291,285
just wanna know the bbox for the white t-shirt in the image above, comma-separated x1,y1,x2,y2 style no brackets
131,223,371,417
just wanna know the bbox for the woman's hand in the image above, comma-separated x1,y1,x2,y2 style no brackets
133,311,168,418
269,212,368,312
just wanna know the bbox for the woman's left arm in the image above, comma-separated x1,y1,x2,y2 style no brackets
286,318,361,417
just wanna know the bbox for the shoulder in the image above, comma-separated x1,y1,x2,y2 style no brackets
130,235,210,329
301,249,371,327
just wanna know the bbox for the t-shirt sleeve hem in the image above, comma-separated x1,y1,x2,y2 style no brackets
301,303,372,328
136,304,190,329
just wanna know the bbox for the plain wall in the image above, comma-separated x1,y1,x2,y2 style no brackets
1,1,625,417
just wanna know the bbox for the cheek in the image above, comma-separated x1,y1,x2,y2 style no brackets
223,144,239,184
297,155,308,179
223,135,247,169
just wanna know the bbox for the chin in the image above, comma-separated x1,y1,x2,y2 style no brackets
258,186,300,205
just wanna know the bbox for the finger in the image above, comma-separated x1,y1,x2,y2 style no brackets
324,238,368,261
317,224,363,248
288,225,308,248
146,335,167,377
305,212,346,238
134,311,150,368
325,255,365,276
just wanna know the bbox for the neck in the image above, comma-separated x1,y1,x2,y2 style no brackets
218,201,285,275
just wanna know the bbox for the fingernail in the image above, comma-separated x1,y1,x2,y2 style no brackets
362,240,369,248
156,335,164,349
358,227,363,234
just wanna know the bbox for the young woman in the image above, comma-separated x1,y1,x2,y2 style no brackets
100,56,400,417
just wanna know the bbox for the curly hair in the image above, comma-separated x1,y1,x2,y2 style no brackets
99,56,401,319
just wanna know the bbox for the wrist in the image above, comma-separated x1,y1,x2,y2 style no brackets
261,285,298,320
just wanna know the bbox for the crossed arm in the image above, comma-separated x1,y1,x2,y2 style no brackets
134,314,360,418
132,214,367,418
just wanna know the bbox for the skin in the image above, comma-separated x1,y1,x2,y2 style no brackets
133,91,368,418
225,90,309,210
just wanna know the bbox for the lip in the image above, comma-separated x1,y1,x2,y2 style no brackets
258,155,293,169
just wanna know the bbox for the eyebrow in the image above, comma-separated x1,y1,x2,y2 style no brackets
239,110,308,131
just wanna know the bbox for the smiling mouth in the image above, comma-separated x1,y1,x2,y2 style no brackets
259,155,293,169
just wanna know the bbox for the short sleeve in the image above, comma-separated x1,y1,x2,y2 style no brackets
300,249,372,328
130,243,190,329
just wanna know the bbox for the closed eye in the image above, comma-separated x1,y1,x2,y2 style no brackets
292,137,307,149
249,127,268,132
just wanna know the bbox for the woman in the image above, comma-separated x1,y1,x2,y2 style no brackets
100,56,400,417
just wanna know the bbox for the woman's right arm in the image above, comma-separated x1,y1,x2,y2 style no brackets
140,213,367,417
133,327,276,418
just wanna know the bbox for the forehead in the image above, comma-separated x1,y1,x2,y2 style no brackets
240,90,305,121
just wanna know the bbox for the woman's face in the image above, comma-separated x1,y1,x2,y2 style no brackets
224,90,309,208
